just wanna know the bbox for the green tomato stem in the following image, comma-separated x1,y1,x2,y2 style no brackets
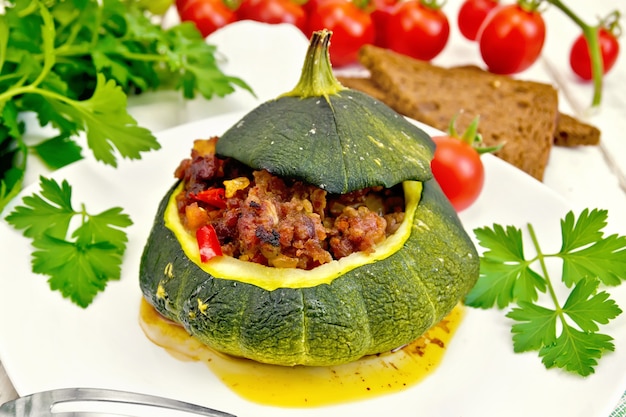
545,0,603,109
584,27,603,109
420,0,447,11
445,114,502,154
517,0,543,12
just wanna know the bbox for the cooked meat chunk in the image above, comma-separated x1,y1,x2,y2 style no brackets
174,138,406,270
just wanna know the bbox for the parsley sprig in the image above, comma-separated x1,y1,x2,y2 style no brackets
0,0,252,211
465,209,626,376
5,176,133,308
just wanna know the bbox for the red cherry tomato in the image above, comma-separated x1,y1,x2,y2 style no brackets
303,0,325,15
236,0,307,33
386,0,450,61
177,0,236,37
431,136,484,212
307,0,375,67
457,0,499,41
370,0,399,48
369,0,398,12
477,3,545,74
569,28,620,81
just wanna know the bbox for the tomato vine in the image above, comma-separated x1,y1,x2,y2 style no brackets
545,0,621,110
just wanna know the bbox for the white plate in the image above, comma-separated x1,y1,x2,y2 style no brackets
1,110,625,417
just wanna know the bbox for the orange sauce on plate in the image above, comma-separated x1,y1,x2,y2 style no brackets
139,299,463,407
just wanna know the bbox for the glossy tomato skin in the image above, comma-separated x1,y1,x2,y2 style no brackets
307,0,375,67
386,0,450,61
457,0,498,41
430,136,484,212
370,0,399,47
236,0,307,33
303,0,321,15
569,28,620,81
477,4,545,74
177,0,236,37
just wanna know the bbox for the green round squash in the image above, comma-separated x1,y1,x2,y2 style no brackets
138,30,480,366
140,177,479,366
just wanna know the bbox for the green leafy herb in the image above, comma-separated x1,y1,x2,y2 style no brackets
465,209,626,376
0,0,252,211
5,176,133,308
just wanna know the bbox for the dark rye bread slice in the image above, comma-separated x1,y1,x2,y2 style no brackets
337,76,601,148
454,64,601,147
354,45,560,181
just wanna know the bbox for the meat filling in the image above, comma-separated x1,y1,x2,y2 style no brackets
174,138,406,270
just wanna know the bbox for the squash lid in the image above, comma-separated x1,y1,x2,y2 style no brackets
214,30,435,194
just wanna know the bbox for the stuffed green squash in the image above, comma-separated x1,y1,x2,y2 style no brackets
139,30,480,367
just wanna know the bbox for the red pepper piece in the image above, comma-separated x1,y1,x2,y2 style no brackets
196,224,223,262
192,188,227,209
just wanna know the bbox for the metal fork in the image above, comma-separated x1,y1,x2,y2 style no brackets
0,387,236,417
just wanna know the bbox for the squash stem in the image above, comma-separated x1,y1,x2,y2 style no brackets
281,30,345,101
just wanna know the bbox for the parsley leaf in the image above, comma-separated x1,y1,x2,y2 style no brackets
507,302,558,351
5,176,75,239
5,176,133,308
465,209,625,376
560,209,626,287
539,325,615,377
0,0,252,211
465,224,545,308
561,278,622,332
32,134,83,170
48,73,158,166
